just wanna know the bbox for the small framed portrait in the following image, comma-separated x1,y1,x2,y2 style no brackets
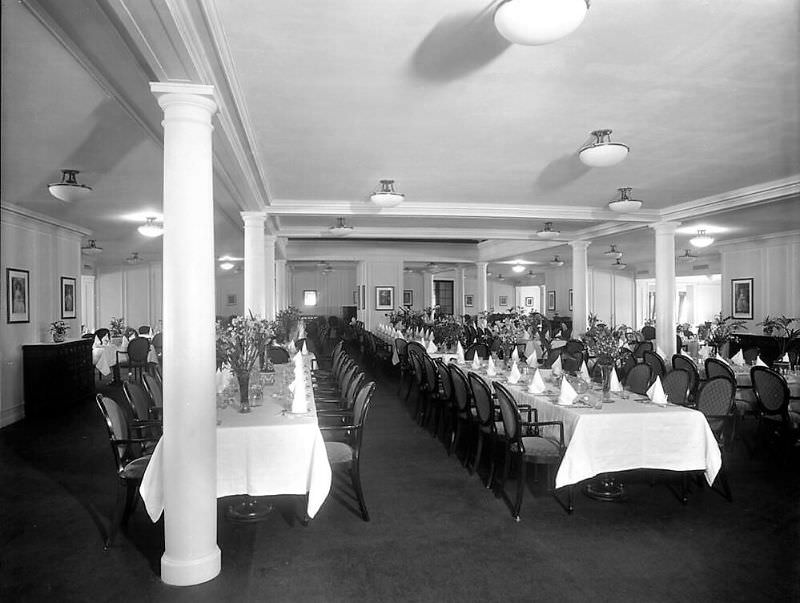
403,289,413,306
226,293,237,306
7,268,30,323
499,295,509,307
524,296,534,307
731,278,753,320
569,288,573,311
376,286,394,310
464,294,474,308
60,276,77,319
547,290,556,312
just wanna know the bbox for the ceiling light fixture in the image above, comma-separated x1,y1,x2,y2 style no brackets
138,217,164,237
512,264,525,273
677,249,698,264
497,273,505,281
48,169,93,202
603,244,623,259
579,129,629,167
328,217,354,237
608,187,642,212
537,222,560,239
81,239,103,255
494,0,589,46
689,229,714,248
549,255,564,267
125,252,142,265
369,179,404,207
219,261,235,271
612,257,627,270
426,262,439,272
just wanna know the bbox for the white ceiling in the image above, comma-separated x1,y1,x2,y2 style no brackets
2,0,799,276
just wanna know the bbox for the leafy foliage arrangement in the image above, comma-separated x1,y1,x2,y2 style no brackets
698,313,745,349
758,315,799,356
432,316,464,348
215,315,274,373
272,306,302,343
109,316,126,337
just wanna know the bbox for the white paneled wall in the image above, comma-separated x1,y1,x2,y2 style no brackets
216,271,244,317
97,263,163,332
291,266,357,318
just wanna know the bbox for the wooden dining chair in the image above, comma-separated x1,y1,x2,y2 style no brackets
116,337,150,382
695,376,736,501
624,363,653,395
662,368,690,406
751,366,799,458
672,354,699,405
448,364,475,463
141,372,163,417
467,372,502,487
643,350,666,380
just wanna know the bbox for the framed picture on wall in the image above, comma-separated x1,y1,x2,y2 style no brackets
376,286,394,310
303,290,318,307
547,290,556,311
731,278,753,320
403,289,413,306
464,294,474,308
568,289,573,311
7,268,30,323
226,294,237,306
60,276,77,319
524,296,534,307
499,295,509,306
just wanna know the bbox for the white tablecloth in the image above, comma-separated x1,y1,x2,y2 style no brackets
92,342,158,377
140,359,331,520
485,372,722,490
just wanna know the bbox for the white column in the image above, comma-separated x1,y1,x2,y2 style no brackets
423,271,434,308
242,211,266,317
264,235,276,319
651,221,681,359
275,259,287,311
456,267,466,317
150,82,220,586
569,240,590,336
476,262,488,314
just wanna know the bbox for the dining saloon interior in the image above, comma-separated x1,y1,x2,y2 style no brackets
1,1,799,601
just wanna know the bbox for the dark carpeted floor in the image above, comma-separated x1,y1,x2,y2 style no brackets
1,358,799,602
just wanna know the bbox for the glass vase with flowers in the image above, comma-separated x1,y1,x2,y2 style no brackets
216,314,273,413
49,320,70,343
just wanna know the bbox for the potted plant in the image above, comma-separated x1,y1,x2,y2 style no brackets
703,313,745,357
109,317,126,345
757,315,799,359
49,320,70,343
431,316,464,350
216,315,273,413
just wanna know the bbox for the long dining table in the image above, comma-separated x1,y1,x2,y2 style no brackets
467,364,722,491
139,356,331,522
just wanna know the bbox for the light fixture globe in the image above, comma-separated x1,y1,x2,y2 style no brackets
603,244,623,259
219,261,235,271
512,264,525,273
48,169,93,202
494,0,589,46
369,179,404,207
328,217,354,237
612,257,627,270
125,252,142,265
690,229,714,248
549,255,564,267
81,239,103,255
579,129,629,167
138,217,163,237
537,222,560,239
608,187,642,212
677,249,698,263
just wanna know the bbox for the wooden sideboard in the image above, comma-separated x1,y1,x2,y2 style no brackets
729,333,800,365
22,338,95,420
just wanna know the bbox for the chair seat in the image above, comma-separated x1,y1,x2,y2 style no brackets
120,455,151,479
520,436,561,459
325,441,354,465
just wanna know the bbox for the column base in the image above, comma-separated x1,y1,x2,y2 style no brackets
161,547,221,586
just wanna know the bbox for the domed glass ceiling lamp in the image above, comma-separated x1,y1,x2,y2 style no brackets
677,249,698,263
549,255,564,267
512,263,526,273
328,217,354,236
537,222,560,239
579,129,629,167
138,217,164,237
494,0,590,46
612,257,627,270
48,169,93,202
689,229,714,248
81,240,103,255
603,244,623,259
369,179,404,207
608,187,642,212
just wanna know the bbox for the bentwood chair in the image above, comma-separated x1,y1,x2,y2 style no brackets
122,381,162,438
751,366,800,458
742,347,760,365
642,325,656,341
428,358,454,440
138,325,151,336
695,376,736,501
151,332,163,364
116,337,150,382
448,364,475,463
661,368,690,406
643,350,666,380
96,395,159,549
467,372,503,487
624,363,653,395
319,381,377,521
672,354,700,405
394,338,411,396
633,341,653,362
493,382,570,519
618,348,637,382
416,352,439,427
464,343,489,361
141,372,163,418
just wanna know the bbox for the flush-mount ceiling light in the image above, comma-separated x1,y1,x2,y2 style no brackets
689,229,714,248
579,129,629,167
81,239,103,255
612,257,627,270
137,216,164,237
369,179,404,207
608,187,642,212
328,216,354,236
603,244,623,259
677,249,698,264
219,261,235,270
48,169,93,202
512,264,525,273
426,262,439,271
537,222,560,239
125,252,142,265
497,273,505,281
549,255,565,267
494,0,589,46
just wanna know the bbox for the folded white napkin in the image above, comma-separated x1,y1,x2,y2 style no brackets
293,351,303,367
456,341,465,364
486,355,497,377
716,354,729,365
755,356,767,367
291,375,306,413
216,366,233,394
93,335,102,348
782,352,791,363
302,340,309,355
558,377,578,406
526,349,538,367
731,349,745,366
551,354,562,375
417,337,425,345
609,368,623,393
579,361,591,382
507,361,521,384
471,353,481,370
287,341,297,354
511,347,519,362
426,339,438,354
647,376,668,405
528,369,546,394
120,336,129,352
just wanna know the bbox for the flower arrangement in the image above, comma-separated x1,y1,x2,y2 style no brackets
272,306,302,343
49,320,70,342
432,316,464,348
581,323,623,366
757,315,799,357
699,313,745,349
386,307,427,332
216,315,274,374
109,316,126,337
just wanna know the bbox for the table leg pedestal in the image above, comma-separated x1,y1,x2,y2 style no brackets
583,473,625,501
226,495,273,522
